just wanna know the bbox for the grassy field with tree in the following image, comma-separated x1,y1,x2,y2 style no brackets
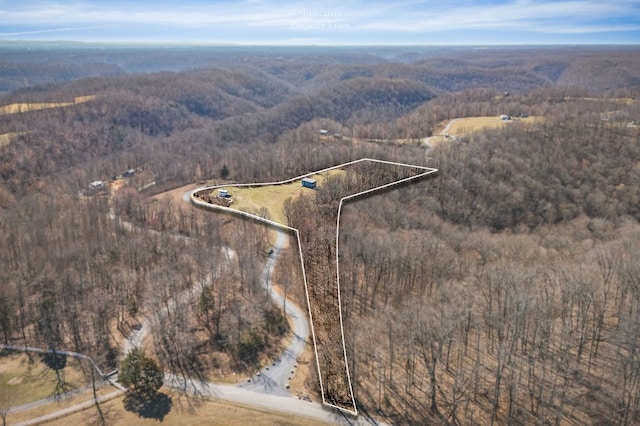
0,352,88,405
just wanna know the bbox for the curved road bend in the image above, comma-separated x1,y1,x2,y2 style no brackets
10,190,383,426
122,247,235,357
424,117,459,150
238,229,310,396
124,194,309,396
165,373,383,425
186,188,389,425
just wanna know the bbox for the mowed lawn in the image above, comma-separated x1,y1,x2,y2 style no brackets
215,170,344,224
46,391,331,426
447,116,541,136
0,352,88,405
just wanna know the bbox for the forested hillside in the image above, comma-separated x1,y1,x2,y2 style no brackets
1,44,640,424
338,106,640,424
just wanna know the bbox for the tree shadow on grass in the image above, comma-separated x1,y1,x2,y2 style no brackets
41,352,67,370
123,392,173,421
172,393,206,416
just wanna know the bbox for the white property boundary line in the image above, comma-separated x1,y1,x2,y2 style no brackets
190,158,438,416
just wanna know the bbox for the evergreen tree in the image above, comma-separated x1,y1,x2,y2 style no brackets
119,348,163,398
220,164,229,180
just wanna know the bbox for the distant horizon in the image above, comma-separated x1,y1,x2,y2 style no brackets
1,40,639,48
1,1,639,46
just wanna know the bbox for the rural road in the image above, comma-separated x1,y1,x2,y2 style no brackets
124,194,305,397
164,373,374,425
122,192,317,401
424,118,459,150
238,229,310,396
441,118,459,136
8,189,384,425
13,389,124,426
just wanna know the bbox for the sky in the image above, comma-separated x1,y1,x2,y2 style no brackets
1,0,639,45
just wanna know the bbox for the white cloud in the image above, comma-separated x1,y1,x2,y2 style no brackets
0,1,310,27
0,25,116,37
0,0,638,41
356,0,640,33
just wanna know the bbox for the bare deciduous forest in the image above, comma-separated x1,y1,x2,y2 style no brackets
1,43,640,424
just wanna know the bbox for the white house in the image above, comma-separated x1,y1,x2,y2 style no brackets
88,180,104,190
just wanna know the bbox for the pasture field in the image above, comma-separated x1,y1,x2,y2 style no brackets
0,132,22,147
0,352,88,405
446,115,541,136
215,170,344,224
0,95,95,115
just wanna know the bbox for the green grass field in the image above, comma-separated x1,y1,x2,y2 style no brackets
213,170,344,224
447,116,541,136
0,352,88,405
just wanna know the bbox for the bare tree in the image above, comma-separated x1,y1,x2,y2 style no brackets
0,386,17,426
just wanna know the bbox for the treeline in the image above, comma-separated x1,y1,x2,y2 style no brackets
339,198,640,425
340,210,640,425
373,86,638,141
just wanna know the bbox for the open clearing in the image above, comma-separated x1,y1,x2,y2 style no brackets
45,390,330,426
0,132,23,147
567,96,639,105
0,95,95,115
0,352,88,405
446,115,541,136
216,170,344,224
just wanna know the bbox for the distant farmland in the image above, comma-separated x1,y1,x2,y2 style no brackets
0,132,23,147
446,115,541,136
0,95,95,115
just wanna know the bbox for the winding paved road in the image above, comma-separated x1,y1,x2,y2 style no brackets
7,188,387,425
122,227,309,398
238,229,310,396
